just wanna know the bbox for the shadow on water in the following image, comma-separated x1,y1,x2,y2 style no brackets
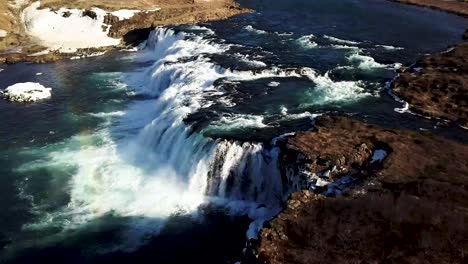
4,210,251,264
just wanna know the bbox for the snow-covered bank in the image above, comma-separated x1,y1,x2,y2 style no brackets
22,2,121,53
1,82,52,102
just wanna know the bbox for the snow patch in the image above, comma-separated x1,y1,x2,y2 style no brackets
1,82,52,102
111,9,140,21
22,2,121,53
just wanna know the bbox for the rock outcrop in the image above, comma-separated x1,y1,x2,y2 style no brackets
254,116,468,264
392,41,468,127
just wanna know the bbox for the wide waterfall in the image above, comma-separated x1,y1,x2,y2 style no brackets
17,28,303,251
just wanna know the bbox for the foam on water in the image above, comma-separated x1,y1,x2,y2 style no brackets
205,114,269,132
300,68,369,105
324,35,361,45
296,34,318,49
347,51,400,70
244,25,268,35
376,44,404,50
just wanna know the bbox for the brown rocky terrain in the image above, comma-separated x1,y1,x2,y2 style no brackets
391,0,468,16
388,1,468,128
0,0,249,64
392,41,468,127
254,116,468,264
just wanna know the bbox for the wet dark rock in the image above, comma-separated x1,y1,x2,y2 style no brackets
82,10,97,20
62,11,71,18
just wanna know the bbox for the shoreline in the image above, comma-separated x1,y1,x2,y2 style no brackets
251,115,468,263
390,0,468,17
252,1,468,263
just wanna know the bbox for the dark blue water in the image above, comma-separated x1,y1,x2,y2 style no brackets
0,0,466,263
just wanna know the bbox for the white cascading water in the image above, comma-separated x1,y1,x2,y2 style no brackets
19,27,377,250
21,28,300,250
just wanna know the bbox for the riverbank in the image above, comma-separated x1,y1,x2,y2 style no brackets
0,0,249,64
392,40,468,127
387,1,468,128
253,116,468,264
252,1,468,263
391,0,468,16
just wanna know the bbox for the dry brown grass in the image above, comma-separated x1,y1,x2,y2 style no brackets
259,192,468,264
393,0,468,16
0,1,25,51
256,116,468,264
40,0,229,11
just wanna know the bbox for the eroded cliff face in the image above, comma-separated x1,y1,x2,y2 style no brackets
254,116,468,264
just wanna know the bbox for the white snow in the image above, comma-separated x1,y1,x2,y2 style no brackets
1,82,52,102
111,9,140,21
22,1,121,53
371,149,387,163
0,30,7,38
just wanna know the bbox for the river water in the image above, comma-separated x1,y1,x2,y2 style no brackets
0,0,466,263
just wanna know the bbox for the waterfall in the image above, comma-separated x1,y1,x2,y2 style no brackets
20,28,302,250
125,27,292,210
16,28,308,253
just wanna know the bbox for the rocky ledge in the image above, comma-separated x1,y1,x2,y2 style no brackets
253,116,468,264
392,38,468,127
